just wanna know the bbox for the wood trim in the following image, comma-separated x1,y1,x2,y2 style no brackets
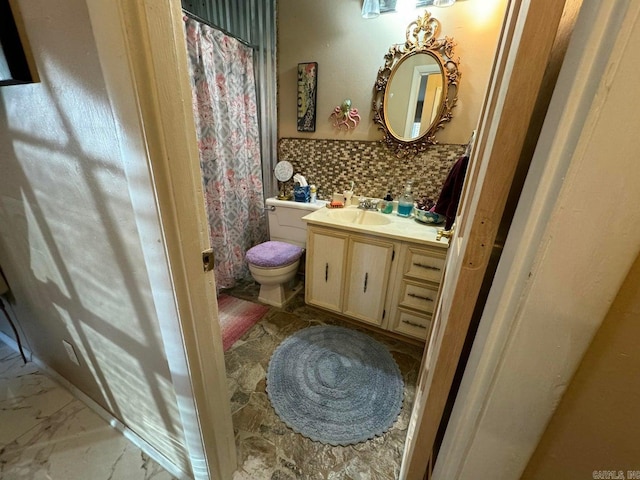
401,1,576,478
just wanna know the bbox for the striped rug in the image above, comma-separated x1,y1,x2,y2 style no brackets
218,294,269,351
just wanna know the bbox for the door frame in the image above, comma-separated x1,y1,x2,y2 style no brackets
400,0,582,478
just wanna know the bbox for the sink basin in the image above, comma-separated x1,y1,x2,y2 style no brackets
327,209,392,226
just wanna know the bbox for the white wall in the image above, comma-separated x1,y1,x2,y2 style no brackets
522,253,640,478
0,0,189,471
278,0,508,144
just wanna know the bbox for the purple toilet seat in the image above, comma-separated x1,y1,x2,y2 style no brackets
246,241,303,268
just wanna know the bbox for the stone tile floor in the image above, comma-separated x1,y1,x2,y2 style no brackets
0,277,424,480
222,278,425,480
0,340,177,480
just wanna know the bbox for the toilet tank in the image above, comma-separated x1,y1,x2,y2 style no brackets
266,197,326,248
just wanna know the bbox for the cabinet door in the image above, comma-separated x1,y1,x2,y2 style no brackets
343,237,394,326
305,228,347,312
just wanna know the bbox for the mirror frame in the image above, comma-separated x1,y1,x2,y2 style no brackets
373,11,461,157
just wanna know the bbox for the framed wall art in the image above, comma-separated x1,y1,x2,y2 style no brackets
297,62,318,132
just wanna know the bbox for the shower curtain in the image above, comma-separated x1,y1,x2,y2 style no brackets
183,15,267,291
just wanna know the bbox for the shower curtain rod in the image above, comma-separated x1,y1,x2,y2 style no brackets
182,9,258,50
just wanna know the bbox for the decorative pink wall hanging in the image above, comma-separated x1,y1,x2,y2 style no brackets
331,99,360,130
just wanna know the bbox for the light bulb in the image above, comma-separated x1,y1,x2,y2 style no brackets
433,0,456,6
362,0,381,19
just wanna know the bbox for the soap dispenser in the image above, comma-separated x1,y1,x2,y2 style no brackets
379,190,394,214
397,181,414,217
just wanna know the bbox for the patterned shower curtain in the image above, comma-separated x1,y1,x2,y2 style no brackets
183,16,267,291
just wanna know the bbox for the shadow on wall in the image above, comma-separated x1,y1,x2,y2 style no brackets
0,0,188,469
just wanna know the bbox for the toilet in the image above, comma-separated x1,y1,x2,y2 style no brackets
246,197,325,308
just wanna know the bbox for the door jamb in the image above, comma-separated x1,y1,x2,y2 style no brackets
400,0,579,478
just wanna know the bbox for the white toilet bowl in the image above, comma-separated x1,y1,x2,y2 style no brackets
248,259,301,308
246,240,304,308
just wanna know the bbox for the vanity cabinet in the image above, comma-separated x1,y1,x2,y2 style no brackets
306,226,394,325
388,244,446,340
305,224,446,341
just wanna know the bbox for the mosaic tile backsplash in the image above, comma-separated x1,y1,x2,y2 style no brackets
278,138,466,203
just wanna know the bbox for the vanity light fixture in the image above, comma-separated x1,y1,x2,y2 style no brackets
364,0,454,20
362,0,399,18
361,0,380,19
417,0,456,6
432,0,456,6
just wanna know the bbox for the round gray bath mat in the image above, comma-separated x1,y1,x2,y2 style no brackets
266,325,404,446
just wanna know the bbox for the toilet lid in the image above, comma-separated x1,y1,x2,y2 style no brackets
247,241,303,268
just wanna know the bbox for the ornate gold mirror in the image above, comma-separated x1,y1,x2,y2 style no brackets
373,11,461,157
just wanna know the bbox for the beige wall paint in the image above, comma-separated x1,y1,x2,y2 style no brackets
278,0,507,144
522,253,640,479
0,0,188,471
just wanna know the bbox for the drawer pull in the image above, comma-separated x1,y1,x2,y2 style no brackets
325,263,328,282
408,293,433,302
364,272,368,293
412,262,441,271
402,319,427,329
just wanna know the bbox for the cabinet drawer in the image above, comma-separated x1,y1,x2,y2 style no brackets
392,308,432,340
399,281,438,314
404,246,445,283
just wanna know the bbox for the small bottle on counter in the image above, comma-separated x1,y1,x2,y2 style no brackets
397,181,414,217
379,190,394,214
310,185,317,203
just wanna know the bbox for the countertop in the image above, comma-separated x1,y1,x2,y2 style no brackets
302,205,449,249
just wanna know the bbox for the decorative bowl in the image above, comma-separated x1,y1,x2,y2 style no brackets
413,207,445,224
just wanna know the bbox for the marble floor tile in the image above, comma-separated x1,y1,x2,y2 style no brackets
0,342,177,480
0,343,75,446
222,279,425,480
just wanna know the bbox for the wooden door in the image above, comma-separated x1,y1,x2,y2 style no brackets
400,0,581,478
88,1,241,478
343,237,395,326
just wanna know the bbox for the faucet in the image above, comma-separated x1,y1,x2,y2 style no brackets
357,197,378,210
